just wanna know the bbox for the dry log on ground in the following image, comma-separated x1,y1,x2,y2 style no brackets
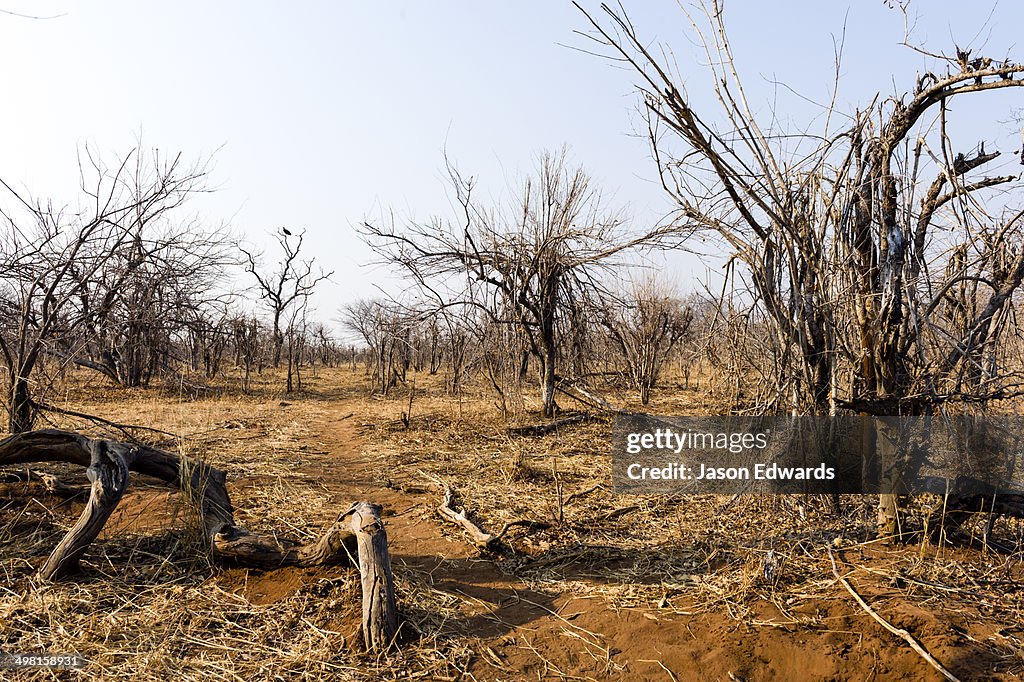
914,475,1024,546
555,381,631,415
438,486,499,549
0,428,398,651
507,414,597,437
927,491,1024,546
1,468,87,496
423,473,549,550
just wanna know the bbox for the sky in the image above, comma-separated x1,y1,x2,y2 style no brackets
2,1,1023,332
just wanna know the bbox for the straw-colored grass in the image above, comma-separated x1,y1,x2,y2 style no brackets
1,365,1023,680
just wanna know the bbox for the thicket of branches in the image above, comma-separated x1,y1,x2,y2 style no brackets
344,1,1024,538
0,145,699,435
358,149,696,416
0,148,344,432
577,0,1024,534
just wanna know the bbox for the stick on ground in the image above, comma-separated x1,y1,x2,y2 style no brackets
828,548,961,682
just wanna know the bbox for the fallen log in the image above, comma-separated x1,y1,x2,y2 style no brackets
507,414,598,437
0,468,87,496
0,429,398,651
421,472,550,550
554,380,632,415
927,490,1024,547
438,486,499,549
912,475,1024,547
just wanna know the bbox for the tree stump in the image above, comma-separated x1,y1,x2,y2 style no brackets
347,502,399,650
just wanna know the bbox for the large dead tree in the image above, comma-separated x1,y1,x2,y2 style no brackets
0,429,399,651
580,2,1024,536
363,149,673,417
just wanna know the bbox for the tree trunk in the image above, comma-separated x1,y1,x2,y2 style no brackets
875,419,911,540
272,313,284,368
7,373,35,434
348,502,399,651
286,338,295,393
540,357,557,417
639,381,652,406
539,325,558,418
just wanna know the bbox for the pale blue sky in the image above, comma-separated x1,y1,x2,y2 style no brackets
2,1,1022,326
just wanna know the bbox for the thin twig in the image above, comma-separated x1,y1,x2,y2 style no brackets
828,548,961,682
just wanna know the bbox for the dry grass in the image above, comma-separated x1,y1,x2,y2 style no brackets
2,366,1024,679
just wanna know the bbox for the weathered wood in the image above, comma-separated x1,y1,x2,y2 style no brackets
438,486,499,549
420,471,547,551
434,485,550,550
344,502,399,651
555,381,631,415
1,428,401,651
212,522,359,569
0,468,87,496
41,439,130,580
0,428,235,539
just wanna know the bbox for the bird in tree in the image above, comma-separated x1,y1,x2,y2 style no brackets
281,227,293,236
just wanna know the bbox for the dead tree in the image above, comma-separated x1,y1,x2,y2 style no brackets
363,149,673,417
341,299,417,396
76,223,233,388
599,277,694,405
231,316,262,393
0,146,210,432
241,227,332,368
580,1,1024,536
185,304,233,381
0,429,398,651
283,294,313,393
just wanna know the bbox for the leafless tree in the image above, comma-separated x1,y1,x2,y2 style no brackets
580,1,1024,535
0,146,210,432
241,227,332,368
185,303,234,381
310,323,342,369
72,222,233,387
283,294,313,393
231,315,262,393
363,148,672,417
341,299,417,396
599,277,694,405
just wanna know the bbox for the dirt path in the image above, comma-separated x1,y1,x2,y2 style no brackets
234,397,983,682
